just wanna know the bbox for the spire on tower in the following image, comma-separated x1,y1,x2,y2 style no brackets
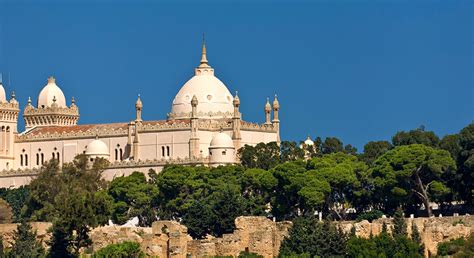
198,33,210,68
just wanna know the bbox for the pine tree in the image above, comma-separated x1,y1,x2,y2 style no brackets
9,220,45,257
392,207,407,237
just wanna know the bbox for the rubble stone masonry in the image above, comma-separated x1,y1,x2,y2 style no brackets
0,216,472,257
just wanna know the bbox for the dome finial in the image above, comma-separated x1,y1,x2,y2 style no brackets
48,76,55,84
199,33,209,67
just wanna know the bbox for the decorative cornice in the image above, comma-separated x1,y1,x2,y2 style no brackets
0,156,211,176
168,110,234,120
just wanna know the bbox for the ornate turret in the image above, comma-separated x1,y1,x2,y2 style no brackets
265,97,271,124
133,121,140,160
189,95,200,158
232,91,242,150
23,76,79,129
135,94,143,122
272,94,280,145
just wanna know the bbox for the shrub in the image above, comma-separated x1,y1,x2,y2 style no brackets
437,234,474,257
238,250,263,258
94,241,144,258
355,210,384,222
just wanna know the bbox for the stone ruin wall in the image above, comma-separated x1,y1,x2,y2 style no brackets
339,215,473,257
0,216,472,257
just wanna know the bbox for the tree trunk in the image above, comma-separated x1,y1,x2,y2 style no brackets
414,168,432,217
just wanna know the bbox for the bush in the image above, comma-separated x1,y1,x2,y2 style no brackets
238,250,263,258
355,210,384,222
94,241,144,257
437,234,474,257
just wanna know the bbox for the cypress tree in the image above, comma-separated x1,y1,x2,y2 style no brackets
411,222,425,255
392,208,407,237
381,222,388,234
9,220,45,257
350,225,356,237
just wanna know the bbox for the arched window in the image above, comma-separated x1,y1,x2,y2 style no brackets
25,154,28,166
115,149,118,161
36,153,39,165
56,152,60,162
166,146,170,157
41,153,44,164
119,149,123,161
52,152,55,159
222,150,226,155
162,146,165,157
20,154,23,166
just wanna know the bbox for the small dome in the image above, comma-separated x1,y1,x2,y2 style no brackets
304,136,314,146
85,139,109,156
37,77,67,108
0,82,6,103
210,132,234,149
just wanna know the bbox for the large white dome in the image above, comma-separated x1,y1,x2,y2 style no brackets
37,77,67,108
169,43,234,119
0,82,6,103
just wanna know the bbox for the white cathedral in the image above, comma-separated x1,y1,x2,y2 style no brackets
0,43,280,188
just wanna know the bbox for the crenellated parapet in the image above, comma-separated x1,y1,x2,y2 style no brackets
110,155,209,168
240,121,276,132
23,98,79,129
16,120,191,142
0,101,20,122
0,156,210,176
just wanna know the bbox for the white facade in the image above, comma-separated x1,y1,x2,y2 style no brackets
0,42,281,188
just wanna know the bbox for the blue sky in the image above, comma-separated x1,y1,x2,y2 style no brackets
0,0,472,150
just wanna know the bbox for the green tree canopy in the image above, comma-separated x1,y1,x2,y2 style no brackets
371,144,456,216
361,140,393,165
392,128,440,147
280,141,304,162
25,156,112,257
108,171,158,226
308,152,368,219
271,161,330,219
321,137,344,154
238,142,281,170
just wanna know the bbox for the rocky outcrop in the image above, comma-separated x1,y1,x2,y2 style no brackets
0,216,471,257
187,216,292,258
339,215,473,257
0,222,52,248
